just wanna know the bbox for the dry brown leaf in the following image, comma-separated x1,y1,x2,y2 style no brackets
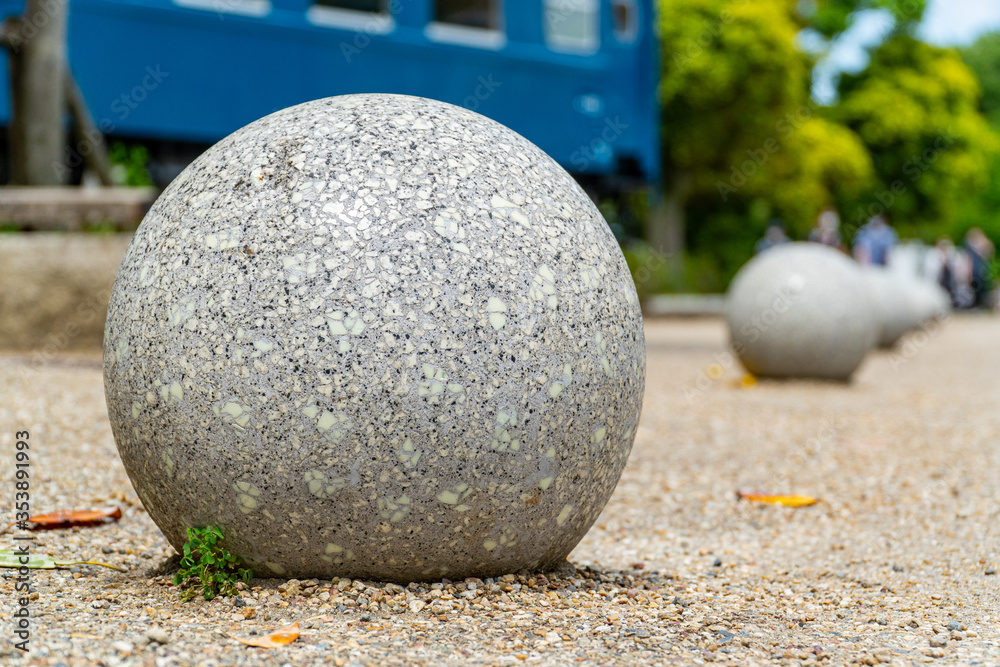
230,622,300,648
1,507,122,533
737,491,819,507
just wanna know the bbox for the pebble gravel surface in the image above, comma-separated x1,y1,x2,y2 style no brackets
0,315,997,666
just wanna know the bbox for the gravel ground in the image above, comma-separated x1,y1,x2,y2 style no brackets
0,314,998,666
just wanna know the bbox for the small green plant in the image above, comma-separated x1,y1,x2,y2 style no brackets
173,526,252,601
109,142,153,187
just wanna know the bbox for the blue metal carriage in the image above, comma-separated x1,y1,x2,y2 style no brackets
0,0,659,188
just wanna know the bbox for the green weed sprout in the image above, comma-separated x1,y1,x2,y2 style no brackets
172,526,252,601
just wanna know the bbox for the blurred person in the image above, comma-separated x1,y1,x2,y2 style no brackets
755,219,790,254
924,237,961,306
852,215,898,266
951,247,976,309
963,227,995,309
808,207,845,251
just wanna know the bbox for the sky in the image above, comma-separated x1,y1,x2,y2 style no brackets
919,0,1000,46
812,0,1000,103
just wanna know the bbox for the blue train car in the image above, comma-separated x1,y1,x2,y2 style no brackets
0,0,659,189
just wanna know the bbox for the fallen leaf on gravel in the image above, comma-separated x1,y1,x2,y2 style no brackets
1,507,122,533
230,622,299,648
727,374,758,389
737,491,818,507
0,549,123,571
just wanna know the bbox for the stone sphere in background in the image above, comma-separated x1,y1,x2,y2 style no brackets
864,268,915,348
865,268,952,348
908,279,951,324
103,94,645,582
725,243,877,380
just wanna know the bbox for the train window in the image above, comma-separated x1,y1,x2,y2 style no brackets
173,0,270,18
435,0,498,29
315,0,383,10
612,0,637,42
544,0,598,53
426,0,505,49
307,0,394,32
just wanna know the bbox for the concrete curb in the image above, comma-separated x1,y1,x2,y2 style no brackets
643,294,725,317
0,231,723,351
0,232,131,350
0,187,156,230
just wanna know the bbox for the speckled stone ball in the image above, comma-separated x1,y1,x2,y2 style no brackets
864,269,951,348
908,279,951,324
725,243,877,380
103,94,644,582
863,268,914,348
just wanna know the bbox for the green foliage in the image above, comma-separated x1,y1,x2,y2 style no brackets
172,526,252,602
648,0,996,293
654,0,880,286
764,116,875,236
804,0,926,39
659,0,809,190
961,32,1000,125
623,242,727,296
834,35,1000,238
952,33,1000,250
109,142,153,187
655,0,817,285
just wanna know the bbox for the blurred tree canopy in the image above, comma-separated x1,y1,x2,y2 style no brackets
804,0,925,39
642,0,999,293
955,32,1000,245
962,32,1000,125
835,35,998,239
650,0,807,283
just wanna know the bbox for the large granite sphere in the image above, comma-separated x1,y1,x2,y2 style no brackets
725,243,877,380
103,94,644,582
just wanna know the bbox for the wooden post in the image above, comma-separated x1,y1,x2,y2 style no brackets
65,69,113,186
647,174,691,287
5,0,68,185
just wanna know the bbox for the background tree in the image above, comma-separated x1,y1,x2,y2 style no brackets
641,0,997,293
804,0,926,41
649,0,879,291
956,32,1000,244
653,0,809,283
834,35,999,239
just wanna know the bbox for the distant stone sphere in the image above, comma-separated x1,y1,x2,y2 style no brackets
864,268,915,348
725,243,876,380
103,94,645,582
908,279,951,324
864,268,951,348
